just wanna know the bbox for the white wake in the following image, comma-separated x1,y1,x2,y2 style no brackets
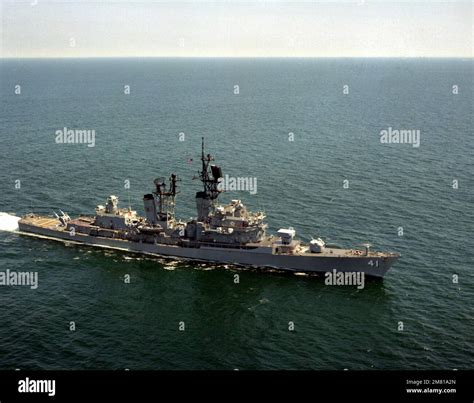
0,212,21,232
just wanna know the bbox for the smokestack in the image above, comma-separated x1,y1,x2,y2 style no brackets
195,191,211,221
143,194,158,225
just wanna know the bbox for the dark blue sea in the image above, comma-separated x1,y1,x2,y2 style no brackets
0,58,472,369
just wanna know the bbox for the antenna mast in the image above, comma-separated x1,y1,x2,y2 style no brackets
153,174,179,221
198,137,222,200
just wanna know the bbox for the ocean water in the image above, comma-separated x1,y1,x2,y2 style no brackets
0,58,472,370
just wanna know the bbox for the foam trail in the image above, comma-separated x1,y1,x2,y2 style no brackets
0,212,21,232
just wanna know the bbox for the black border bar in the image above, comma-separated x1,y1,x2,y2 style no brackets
0,370,472,402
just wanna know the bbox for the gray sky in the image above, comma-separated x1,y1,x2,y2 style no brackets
1,0,472,58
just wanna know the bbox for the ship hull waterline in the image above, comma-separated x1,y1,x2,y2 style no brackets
18,223,398,278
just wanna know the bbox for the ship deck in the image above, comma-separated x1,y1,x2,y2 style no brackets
19,215,399,259
19,215,63,230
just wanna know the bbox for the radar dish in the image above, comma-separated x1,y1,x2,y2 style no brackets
154,177,165,186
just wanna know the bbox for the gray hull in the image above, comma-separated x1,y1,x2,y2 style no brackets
18,222,398,278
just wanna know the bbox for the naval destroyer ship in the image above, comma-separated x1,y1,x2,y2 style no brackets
18,139,399,278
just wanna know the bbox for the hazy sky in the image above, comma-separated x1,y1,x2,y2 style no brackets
1,0,472,58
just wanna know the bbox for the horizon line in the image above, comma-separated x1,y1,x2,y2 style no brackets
1,55,472,60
